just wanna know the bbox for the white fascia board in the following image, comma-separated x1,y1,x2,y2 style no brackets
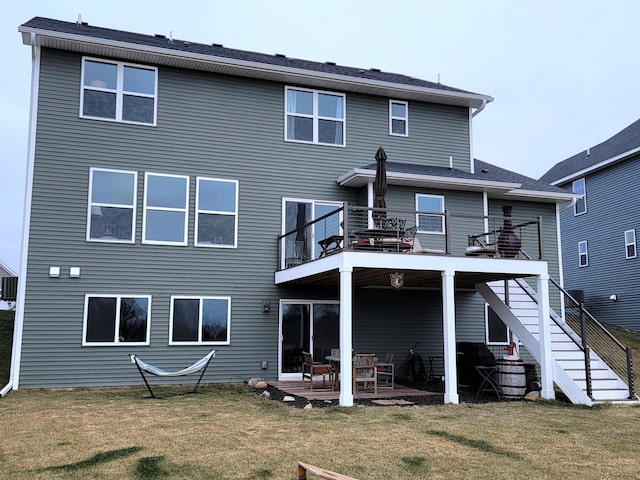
503,189,579,202
19,26,493,108
337,168,521,191
550,146,640,186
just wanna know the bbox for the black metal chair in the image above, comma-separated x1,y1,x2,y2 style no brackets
474,365,502,400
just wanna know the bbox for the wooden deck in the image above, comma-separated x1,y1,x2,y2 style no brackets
270,380,443,402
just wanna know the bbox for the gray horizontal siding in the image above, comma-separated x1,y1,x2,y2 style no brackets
559,158,640,330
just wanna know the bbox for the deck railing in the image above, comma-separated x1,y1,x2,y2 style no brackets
278,204,542,269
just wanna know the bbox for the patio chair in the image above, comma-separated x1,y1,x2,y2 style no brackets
301,352,333,390
376,352,394,390
353,353,377,394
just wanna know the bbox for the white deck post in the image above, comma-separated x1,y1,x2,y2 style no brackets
339,265,354,406
442,269,459,404
537,273,555,400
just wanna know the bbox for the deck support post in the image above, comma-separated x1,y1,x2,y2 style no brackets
442,269,459,404
339,265,354,406
537,273,555,400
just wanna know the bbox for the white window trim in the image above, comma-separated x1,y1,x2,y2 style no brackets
415,193,445,234
572,178,586,216
142,172,189,246
284,86,346,147
195,177,239,248
389,100,408,136
169,295,231,345
82,294,151,346
80,57,158,126
86,167,137,244
485,304,511,346
578,240,588,267
625,229,637,259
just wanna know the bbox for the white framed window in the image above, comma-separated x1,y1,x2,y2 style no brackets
572,178,586,215
169,296,231,345
80,57,157,125
195,178,239,248
87,168,137,243
83,294,151,345
143,173,189,245
416,194,445,234
578,240,589,267
389,100,408,136
285,87,345,146
625,229,637,259
485,304,510,345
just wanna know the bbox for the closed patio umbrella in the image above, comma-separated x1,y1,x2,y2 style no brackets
373,146,387,225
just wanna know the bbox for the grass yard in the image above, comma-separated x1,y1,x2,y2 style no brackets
0,384,639,480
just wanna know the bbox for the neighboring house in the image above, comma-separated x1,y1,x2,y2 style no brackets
8,16,634,405
540,119,640,332
0,260,17,310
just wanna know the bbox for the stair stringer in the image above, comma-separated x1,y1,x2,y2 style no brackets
476,282,594,406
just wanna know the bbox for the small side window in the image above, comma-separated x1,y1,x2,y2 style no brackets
625,229,637,259
578,240,588,267
572,178,586,215
389,100,408,136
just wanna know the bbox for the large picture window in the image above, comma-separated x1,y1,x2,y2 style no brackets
285,87,345,146
416,194,445,234
87,168,137,242
81,58,157,125
170,296,231,345
143,173,189,245
195,178,238,247
83,295,150,345
572,178,586,215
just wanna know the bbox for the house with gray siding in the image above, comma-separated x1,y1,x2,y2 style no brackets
541,119,640,332
7,16,635,405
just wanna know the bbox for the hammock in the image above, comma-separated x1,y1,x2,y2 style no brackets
129,350,216,398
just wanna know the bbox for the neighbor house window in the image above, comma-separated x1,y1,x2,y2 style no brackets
170,296,231,344
143,173,189,245
416,194,445,234
195,178,239,247
87,168,137,242
625,229,637,259
83,295,150,345
572,178,586,215
81,57,157,125
578,240,588,267
485,305,510,345
389,100,408,136
285,87,345,146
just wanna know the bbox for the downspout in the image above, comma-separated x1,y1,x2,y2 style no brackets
1,32,40,397
469,100,487,174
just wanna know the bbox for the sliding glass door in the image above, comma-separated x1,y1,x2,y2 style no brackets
279,300,339,380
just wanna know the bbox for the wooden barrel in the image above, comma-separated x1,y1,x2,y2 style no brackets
496,359,526,400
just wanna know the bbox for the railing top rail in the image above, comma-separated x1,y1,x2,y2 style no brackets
278,205,346,240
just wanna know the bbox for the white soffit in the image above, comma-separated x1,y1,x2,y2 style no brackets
20,28,493,108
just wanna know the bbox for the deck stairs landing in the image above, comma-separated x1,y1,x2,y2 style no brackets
477,280,636,406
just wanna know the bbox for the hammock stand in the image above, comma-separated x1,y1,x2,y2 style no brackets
129,350,216,398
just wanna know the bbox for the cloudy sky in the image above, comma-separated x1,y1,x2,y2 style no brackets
1,1,639,272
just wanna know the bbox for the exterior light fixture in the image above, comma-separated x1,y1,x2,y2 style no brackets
390,272,404,289
262,300,271,313
609,294,618,301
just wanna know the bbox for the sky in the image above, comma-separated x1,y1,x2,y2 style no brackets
1,0,640,273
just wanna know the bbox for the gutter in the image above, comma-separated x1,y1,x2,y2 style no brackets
550,145,640,186
471,99,487,117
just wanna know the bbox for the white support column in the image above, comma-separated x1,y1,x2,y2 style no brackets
537,273,555,400
339,266,354,406
442,269,459,404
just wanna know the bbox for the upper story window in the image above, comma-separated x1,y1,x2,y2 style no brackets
81,57,157,125
170,296,231,345
578,240,589,267
625,229,637,259
416,194,445,234
196,178,239,248
572,178,586,215
285,87,345,146
143,173,189,245
83,294,150,345
389,100,408,136
87,168,136,243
